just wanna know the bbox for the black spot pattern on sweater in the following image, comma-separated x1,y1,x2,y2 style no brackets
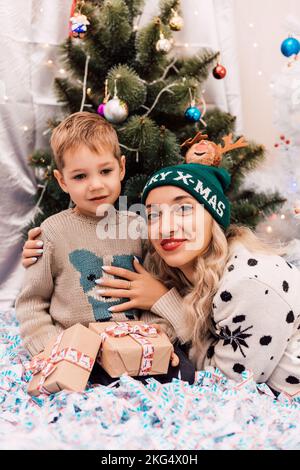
286,376,300,385
233,363,245,374
233,315,246,323
282,281,289,293
260,336,272,346
220,291,232,302
286,311,295,324
248,259,258,267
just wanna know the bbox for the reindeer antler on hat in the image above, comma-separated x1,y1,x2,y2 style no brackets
180,131,208,149
217,133,248,156
182,132,248,167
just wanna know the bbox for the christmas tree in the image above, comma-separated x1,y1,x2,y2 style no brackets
27,0,285,231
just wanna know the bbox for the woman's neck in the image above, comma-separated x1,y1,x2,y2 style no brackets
180,264,196,285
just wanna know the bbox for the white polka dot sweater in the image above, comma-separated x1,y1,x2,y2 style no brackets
148,243,300,396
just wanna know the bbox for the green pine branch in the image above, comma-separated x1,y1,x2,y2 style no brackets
54,78,84,113
107,65,147,112
176,50,219,82
98,0,132,53
159,0,181,23
124,0,145,21
227,144,266,193
135,19,170,78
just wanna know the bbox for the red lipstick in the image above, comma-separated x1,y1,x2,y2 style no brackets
160,238,186,251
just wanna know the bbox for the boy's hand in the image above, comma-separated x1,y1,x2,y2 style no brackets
95,258,169,312
22,227,43,268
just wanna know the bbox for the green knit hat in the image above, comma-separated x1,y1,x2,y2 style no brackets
141,163,231,229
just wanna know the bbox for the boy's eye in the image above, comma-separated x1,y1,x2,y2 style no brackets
101,168,113,175
73,174,86,180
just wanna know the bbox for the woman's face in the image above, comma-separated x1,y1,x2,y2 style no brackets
145,186,213,277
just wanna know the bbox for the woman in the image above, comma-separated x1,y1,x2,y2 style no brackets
22,160,300,396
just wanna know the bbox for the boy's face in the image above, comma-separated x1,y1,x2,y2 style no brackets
53,144,125,218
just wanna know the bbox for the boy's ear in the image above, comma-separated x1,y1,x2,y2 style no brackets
120,155,126,181
53,169,69,194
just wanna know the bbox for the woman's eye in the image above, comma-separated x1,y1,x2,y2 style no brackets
101,169,113,175
147,212,160,222
177,204,193,214
73,174,86,180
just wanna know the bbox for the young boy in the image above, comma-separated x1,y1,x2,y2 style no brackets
16,112,163,357
17,112,195,385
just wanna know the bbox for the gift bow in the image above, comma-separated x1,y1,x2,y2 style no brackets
25,332,94,395
99,322,158,376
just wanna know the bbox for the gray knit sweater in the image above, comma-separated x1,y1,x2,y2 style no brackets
16,208,144,356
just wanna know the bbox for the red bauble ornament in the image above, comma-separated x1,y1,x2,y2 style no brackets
213,64,227,80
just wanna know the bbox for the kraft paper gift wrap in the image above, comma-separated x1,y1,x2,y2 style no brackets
26,324,101,396
89,321,173,378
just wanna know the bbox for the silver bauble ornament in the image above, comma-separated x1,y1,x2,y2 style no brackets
103,97,128,124
156,33,172,53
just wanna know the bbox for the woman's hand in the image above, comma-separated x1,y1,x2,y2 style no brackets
148,323,180,367
22,227,43,268
95,257,169,312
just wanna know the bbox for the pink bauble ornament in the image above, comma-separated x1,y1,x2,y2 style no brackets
97,103,106,117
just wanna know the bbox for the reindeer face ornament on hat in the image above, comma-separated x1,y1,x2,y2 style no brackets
182,132,248,167
142,132,248,229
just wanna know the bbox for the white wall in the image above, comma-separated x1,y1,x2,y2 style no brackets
234,0,300,150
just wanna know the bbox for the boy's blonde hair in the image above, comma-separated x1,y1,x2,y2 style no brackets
50,112,121,170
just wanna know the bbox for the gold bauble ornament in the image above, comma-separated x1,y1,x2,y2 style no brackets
169,11,184,31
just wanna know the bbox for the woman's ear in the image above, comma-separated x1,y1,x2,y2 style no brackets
53,169,69,194
119,155,126,181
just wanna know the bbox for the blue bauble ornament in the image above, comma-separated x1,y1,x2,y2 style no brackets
281,37,300,57
185,106,201,123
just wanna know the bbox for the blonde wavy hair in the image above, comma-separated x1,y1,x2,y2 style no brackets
144,222,282,360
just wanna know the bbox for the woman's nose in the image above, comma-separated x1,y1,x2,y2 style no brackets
160,211,177,238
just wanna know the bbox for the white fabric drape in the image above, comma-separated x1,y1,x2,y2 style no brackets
0,0,242,308
0,0,71,309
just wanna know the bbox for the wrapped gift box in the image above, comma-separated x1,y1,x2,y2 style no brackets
89,321,173,378
26,324,101,396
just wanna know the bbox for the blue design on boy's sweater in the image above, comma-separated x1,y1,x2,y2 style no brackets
69,250,140,321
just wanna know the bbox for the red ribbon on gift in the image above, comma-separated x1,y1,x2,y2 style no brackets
100,322,158,376
25,332,94,395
